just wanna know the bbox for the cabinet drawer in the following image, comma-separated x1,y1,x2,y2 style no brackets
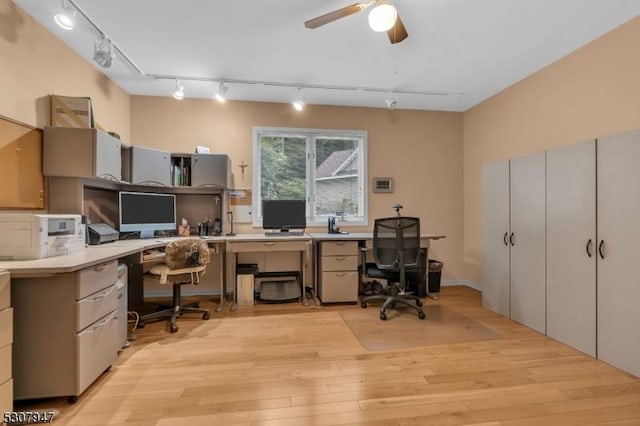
77,310,119,395
322,255,358,272
77,261,118,299
77,284,118,331
230,241,307,253
0,344,10,384
0,308,12,348
0,378,12,415
0,271,9,310
321,241,357,256
319,271,359,303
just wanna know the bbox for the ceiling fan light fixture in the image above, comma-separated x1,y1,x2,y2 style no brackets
368,3,397,32
93,35,115,68
215,82,228,102
54,0,76,31
173,79,184,100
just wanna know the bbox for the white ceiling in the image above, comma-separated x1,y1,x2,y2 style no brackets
13,0,640,112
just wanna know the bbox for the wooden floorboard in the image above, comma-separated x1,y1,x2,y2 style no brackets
14,286,640,425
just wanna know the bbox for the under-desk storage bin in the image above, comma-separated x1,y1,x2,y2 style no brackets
43,127,121,180
319,271,359,303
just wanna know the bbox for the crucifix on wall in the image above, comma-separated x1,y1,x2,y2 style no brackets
238,161,248,181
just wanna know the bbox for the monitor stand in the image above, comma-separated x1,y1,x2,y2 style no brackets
139,230,155,239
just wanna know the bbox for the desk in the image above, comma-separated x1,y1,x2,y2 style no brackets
113,237,226,313
309,233,446,304
225,234,312,311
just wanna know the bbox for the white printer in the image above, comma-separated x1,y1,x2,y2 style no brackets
0,214,85,260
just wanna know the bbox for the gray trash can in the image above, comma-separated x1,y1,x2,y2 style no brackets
428,259,444,299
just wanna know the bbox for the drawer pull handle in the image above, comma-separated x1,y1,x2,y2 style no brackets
89,312,117,333
336,272,346,277
335,256,346,261
335,242,346,246
263,242,276,246
93,263,107,272
91,286,114,302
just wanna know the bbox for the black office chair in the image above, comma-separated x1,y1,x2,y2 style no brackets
142,239,211,333
360,215,426,320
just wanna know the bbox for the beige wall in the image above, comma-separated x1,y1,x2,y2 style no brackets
463,16,640,284
0,0,130,140
131,97,464,279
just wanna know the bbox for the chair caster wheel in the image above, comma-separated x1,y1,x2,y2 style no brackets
193,303,200,308
170,323,179,333
416,300,423,307
361,301,367,308
137,321,145,328
68,395,78,404
380,312,387,321
203,312,210,320
418,312,426,320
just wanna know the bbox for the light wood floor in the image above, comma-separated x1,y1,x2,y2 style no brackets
16,286,640,425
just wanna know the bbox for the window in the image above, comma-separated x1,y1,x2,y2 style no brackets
253,127,367,227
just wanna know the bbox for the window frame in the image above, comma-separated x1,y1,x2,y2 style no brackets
252,126,368,228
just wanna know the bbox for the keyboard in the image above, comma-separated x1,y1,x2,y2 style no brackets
264,232,305,237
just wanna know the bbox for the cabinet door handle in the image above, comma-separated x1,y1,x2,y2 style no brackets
503,232,508,246
586,239,593,258
598,240,605,259
509,233,515,246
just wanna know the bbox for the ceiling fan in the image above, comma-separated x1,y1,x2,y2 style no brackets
304,1,408,44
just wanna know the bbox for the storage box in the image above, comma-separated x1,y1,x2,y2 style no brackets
50,95,94,128
236,274,254,306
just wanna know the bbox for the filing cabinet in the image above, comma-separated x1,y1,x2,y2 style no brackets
12,261,120,401
317,241,359,303
0,270,12,415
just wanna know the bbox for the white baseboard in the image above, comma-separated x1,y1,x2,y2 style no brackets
442,279,481,291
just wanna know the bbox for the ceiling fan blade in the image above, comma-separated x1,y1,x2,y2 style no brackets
304,3,368,29
387,13,408,44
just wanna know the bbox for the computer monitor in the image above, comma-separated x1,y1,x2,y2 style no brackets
119,191,176,239
262,199,306,233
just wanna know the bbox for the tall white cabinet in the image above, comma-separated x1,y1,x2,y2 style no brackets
481,161,510,317
597,129,640,378
546,140,597,356
482,152,546,334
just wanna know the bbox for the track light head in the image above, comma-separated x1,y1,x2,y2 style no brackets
173,79,184,100
93,35,115,68
385,92,397,110
54,0,76,30
292,88,305,111
215,82,228,102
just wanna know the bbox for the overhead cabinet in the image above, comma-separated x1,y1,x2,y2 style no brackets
482,151,546,334
121,145,171,186
171,153,231,188
44,127,121,181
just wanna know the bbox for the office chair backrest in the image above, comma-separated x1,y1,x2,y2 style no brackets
164,239,210,270
373,216,420,271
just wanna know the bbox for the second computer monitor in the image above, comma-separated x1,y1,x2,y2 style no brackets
262,199,306,233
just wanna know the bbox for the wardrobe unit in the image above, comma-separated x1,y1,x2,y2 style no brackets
482,151,546,334
483,128,640,378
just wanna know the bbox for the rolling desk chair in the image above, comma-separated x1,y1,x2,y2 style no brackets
142,239,211,333
360,211,426,320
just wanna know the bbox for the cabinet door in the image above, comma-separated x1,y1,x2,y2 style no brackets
0,118,44,208
510,152,546,334
597,129,640,377
131,146,171,186
191,154,229,188
547,141,596,356
481,161,510,316
94,131,121,180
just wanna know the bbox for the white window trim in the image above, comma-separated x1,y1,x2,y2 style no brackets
252,126,368,228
